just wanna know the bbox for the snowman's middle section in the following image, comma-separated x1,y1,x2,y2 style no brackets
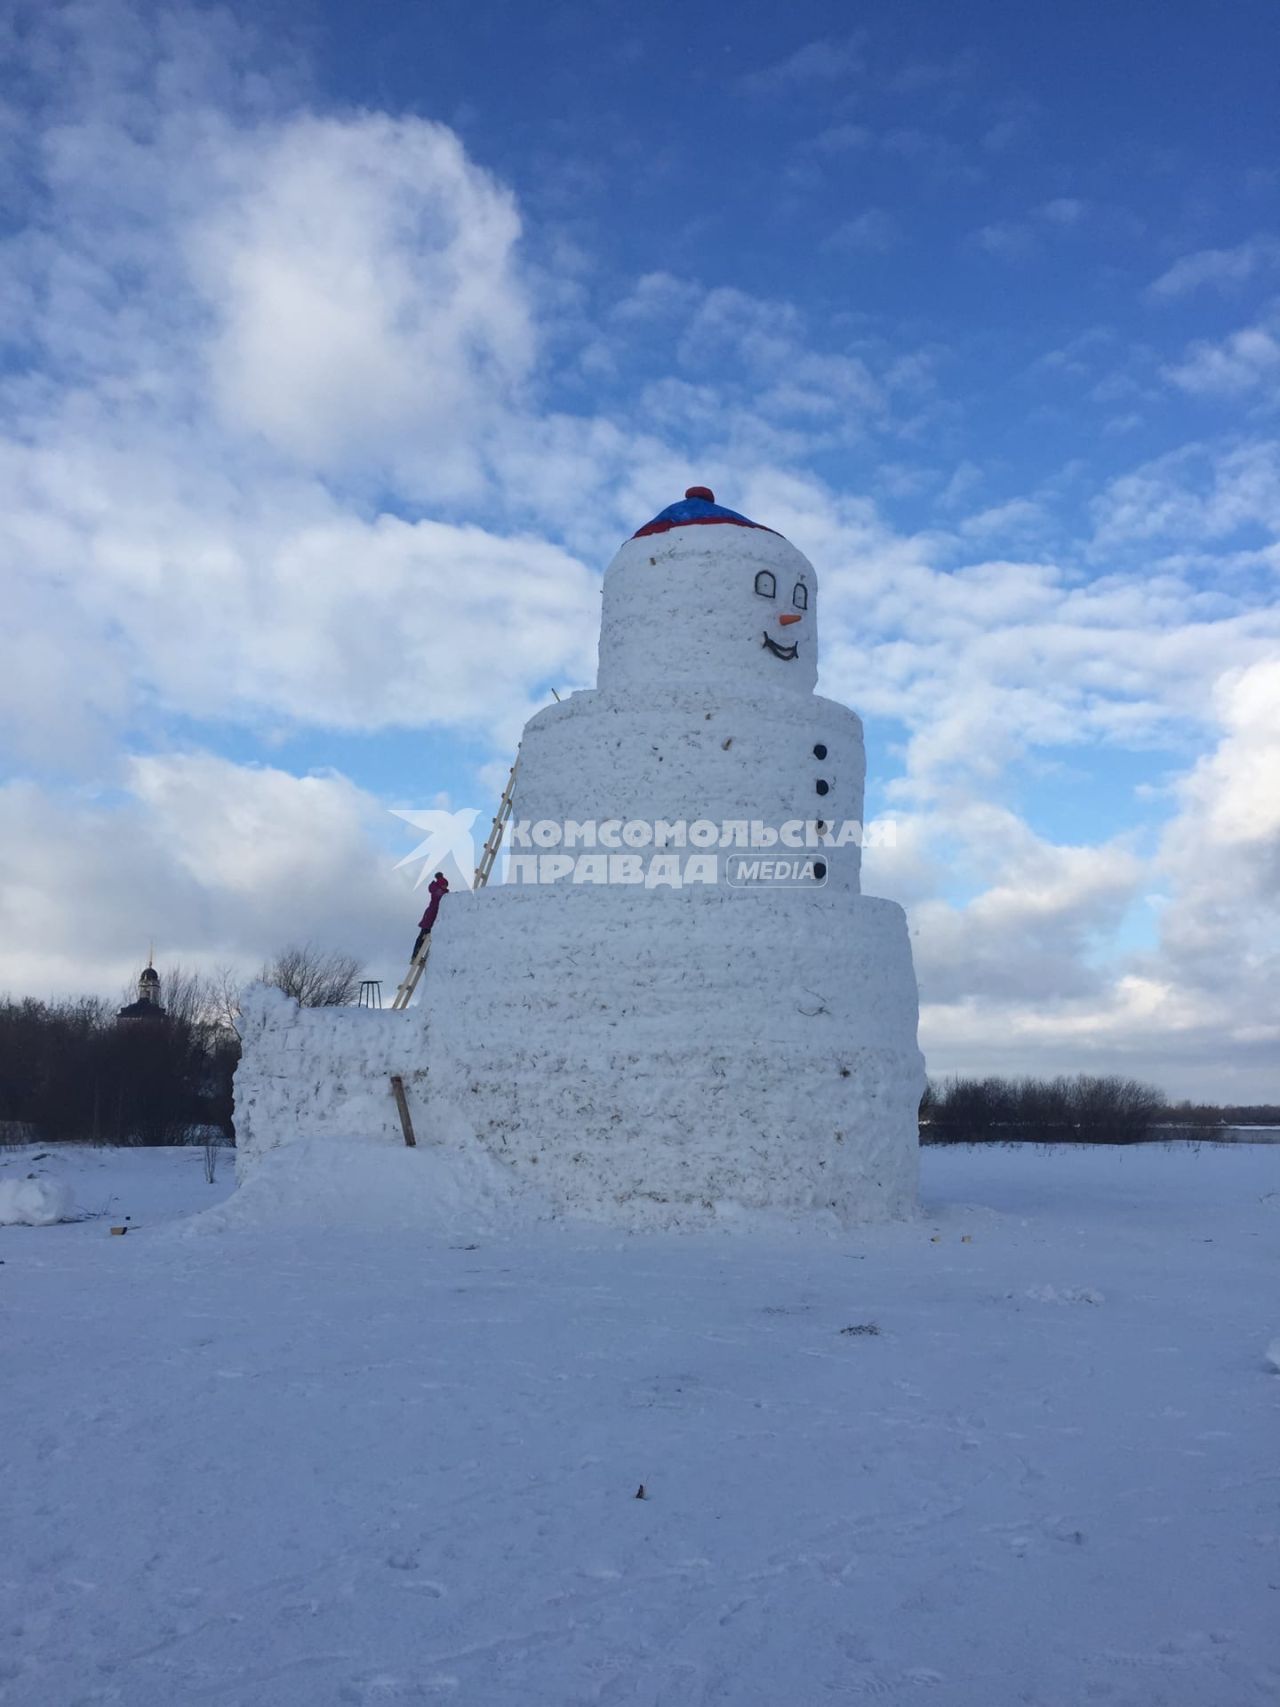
512,686,866,894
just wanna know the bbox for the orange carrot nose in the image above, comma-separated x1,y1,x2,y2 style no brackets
778,613,803,626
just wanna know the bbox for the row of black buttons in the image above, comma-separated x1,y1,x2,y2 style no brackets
813,743,829,880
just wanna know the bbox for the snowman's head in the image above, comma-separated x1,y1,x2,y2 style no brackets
597,488,819,696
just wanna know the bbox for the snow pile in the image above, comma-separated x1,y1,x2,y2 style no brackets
0,1175,73,1226
1265,1337,1280,1374
185,1137,548,1239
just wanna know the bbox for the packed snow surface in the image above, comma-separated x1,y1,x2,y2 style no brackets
2,1141,1278,1706
196,1137,548,1237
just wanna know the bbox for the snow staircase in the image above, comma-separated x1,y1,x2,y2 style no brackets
389,755,519,1011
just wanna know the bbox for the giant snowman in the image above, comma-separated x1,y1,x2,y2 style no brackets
235,488,925,1227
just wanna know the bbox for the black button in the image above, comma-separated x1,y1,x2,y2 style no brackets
814,861,827,881
816,779,829,796
813,743,827,759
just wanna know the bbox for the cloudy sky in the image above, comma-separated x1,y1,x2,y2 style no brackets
2,0,1277,1098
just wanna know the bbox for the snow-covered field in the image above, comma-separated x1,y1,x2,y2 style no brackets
2,1141,1277,1706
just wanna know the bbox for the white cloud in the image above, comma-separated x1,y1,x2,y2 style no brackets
1032,326,1119,381
937,461,985,509
957,498,1047,542
0,7,596,762
1145,238,1279,302
1164,322,1280,398
902,809,1144,1004
609,271,703,325
872,664,1280,1097
867,630,1280,1096
0,754,418,1001
1159,658,1280,933
1091,439,1280,546
1,434,600,750
1017,658,1280,1092
612,281,893,439
192,113,533,484
738,33,865,95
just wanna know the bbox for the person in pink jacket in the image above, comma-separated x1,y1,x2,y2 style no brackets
411,872,449,959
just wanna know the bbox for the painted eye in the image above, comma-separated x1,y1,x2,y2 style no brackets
754,571,776,598
793,582,808,610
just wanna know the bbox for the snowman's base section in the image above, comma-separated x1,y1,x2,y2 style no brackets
233,884,924,1229
419,883,923,1228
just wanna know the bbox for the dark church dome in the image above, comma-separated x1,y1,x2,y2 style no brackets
118,956,164,1021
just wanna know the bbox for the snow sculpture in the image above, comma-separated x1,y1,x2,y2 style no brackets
235,488,925,1227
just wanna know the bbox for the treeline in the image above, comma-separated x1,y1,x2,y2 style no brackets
0,947,361,1147
0,985,237,1145
1158,1099,1280,1128
920,1074,1279,1144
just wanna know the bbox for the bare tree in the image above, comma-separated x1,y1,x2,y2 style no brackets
261,943,363,1008
209,965,246,1040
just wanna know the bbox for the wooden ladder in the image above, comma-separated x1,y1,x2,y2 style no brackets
390,934,434,1010
474,757,518,890
389,754,519,1011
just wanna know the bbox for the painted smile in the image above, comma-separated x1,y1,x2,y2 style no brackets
762,631,799,660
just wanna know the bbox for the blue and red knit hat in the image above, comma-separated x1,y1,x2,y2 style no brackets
632,487,777,540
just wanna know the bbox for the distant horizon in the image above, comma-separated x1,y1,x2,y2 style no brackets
1,0,1277,1099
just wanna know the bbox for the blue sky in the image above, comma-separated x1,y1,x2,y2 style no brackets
1,0,1277,1096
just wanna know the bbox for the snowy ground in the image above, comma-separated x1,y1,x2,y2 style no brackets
2,1141,1277,1707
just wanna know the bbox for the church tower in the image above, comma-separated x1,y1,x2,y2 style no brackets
117,953,165,1022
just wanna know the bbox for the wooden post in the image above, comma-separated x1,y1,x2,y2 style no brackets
389,1074,417,1147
